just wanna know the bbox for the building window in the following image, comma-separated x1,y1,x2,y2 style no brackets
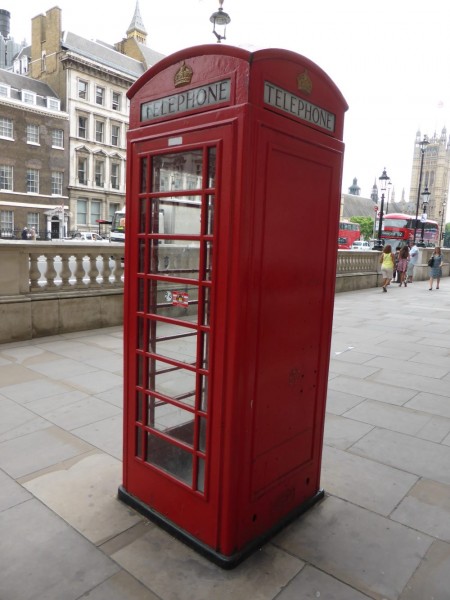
0,165,13,190
0,210,13,235
52,129,64,148
90,200,101,224
95,160,104,187
27,124,40,144
22,90,36,105
78,157,88,185
111,162,120,189
96,86,105,105
47,97,60,110
0,84,10,98
78,79,88,100
27,169,39,194
0,117,13,139
95,120,104,143
77,199,87,225
51,171,63,195
111,124,120,146
28,212,39,231
78,116,87,139
109,203,120,221
112,91,121,111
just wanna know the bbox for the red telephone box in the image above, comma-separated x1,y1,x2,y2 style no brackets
119,45,347,568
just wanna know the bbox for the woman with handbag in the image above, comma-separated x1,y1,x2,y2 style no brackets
428,247,442,290
380,244,395,292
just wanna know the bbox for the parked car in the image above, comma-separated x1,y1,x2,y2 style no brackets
66,232,105,241
351,240,371,251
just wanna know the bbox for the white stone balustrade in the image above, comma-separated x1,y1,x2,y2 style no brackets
0,240,124,294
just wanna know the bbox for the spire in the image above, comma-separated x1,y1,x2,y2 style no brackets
127,1,147,44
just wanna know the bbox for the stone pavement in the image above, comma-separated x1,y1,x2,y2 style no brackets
1,279,450,600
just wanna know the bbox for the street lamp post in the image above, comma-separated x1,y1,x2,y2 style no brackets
440,196,447,243
373,168,390,250
419,187,430,246
413,135,429,243
386,180,392,214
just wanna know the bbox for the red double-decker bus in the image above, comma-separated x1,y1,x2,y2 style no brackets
338,221,360,249
381,213,439,248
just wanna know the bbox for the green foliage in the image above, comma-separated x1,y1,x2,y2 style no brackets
350,216,374,241
445,222,450,233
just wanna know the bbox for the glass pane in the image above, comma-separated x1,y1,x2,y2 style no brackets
149,359,196,407
137,317,145,350
149,240,200,279
208,147,216,188
200,375,208,412
136,426,143,458
202,286,211,326
137,354,144,387
148,397,195,446
147,279,199,321
138,239,145,272
136,390,146,422
201,332,209,370
140,157,147,193
148,320,197,365
206,195,215,235
204,242,213,281
197,456,205,493
146,432,193,485
139,198,147,233
152,197,201,236
152,150,203,193
138,278,145,311
199,416,207,452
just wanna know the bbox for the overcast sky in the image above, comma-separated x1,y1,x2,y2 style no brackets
9,0,450,211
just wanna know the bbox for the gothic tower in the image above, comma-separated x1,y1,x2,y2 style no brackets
409,128,450,225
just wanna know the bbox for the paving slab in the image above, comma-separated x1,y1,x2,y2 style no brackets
112,527,304,600
0,468,32,511
23,452,142,545
391,479,450,541
323,413,374,450
0,425,93,478
328,374,417,405
325,389,365,415
0,499,119,600
322,445,417,516
343,398,433,436
399,540,450,600
276,564,372,599
273,495,432,600
349,427,450,485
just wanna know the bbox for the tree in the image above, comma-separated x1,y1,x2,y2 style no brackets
350,216,374,241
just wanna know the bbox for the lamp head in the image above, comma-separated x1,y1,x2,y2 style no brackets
379,168,390,192
210,0,231,43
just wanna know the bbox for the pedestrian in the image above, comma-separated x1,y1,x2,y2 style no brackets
21,227,28,240
396,245,410,287
30,227,36,241
392,245,401,282
380,244,395,292
407,242,419,283
428,247,443,290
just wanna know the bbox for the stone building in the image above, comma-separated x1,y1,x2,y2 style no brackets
409,128,450,224
0,69,69,238
28,3,164,233
0,9,24,70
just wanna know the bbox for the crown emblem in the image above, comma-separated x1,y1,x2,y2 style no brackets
297,70,312,95
174,61,193,88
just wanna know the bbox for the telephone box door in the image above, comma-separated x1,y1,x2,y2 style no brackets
122,125,233,549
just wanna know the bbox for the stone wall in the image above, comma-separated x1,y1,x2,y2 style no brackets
0,242,448,344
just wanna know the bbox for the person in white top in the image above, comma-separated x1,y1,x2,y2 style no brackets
406,242,419,283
